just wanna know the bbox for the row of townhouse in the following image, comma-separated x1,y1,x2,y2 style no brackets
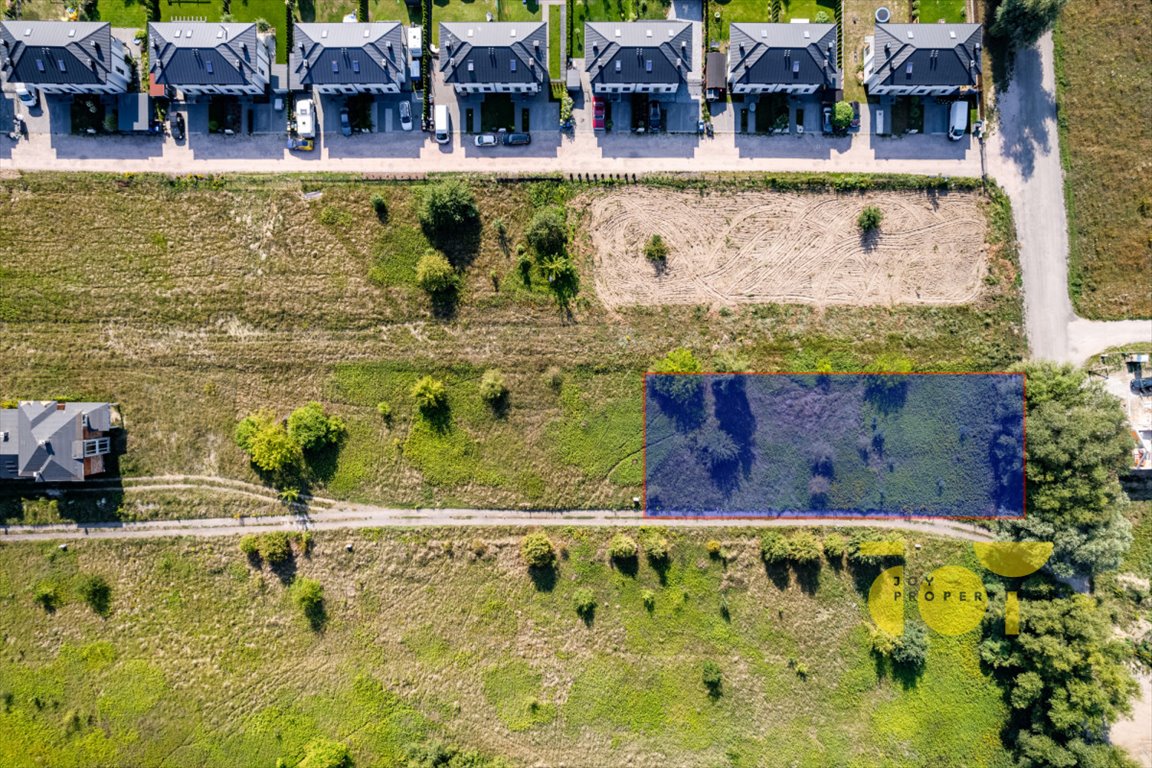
2,19,981,102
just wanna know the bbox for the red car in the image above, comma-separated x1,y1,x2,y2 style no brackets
592,99,606,130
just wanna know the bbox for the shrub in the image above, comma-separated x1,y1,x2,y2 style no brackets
642,588,656,611
33,583,59,612
642,533,670,564
254,17,272,32
573,587,597,619
299,738,350,768
376,401,392,421
608,534,638,562
787,531,824,564
831,101,854,133
287,402,346,452
77,574,111,616
650,347,703,404
644,234,669,263
544,366,563,391
259,531,293,565
889,623,928,670
823,532,849,560
520,532,556,569
415,250,457,295
478,369,507,405
525,207,568,257
239,534,260,557
371,194,388,221
289,577,325,628
706,539,727,560
760,532,789,564
702,660,722,694
410,376,448,415
419,180,478,235
814,9,830,21
236,413,302,476
857,206,883,232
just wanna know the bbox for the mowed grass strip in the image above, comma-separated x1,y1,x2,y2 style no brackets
0,174,1022,516
0,529,1012,767
1054,0,1152,319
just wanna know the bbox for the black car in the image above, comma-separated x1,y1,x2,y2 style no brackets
502,132,531,146
169,111,185,141
648,101,662,132
1132,378,1152,397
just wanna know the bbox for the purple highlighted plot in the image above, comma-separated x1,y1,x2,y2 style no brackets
643,373,1024,519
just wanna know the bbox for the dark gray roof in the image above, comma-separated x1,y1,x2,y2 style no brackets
868,23,982,88
290,23,405,90
439,22,547,86
585,22,692,87
729,23,838,89
0,401,112,483
149,22,262,87
0,21,119,86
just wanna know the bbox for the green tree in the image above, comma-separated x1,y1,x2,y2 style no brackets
77,574,112,617
991,0,1067,48
238,414,302,476
823,532,849,560
1000,364,1133,579
525,207,568,257
287,402,346,452
608,533,638,562
478,369,507,405
981,592,1137,764
573,587,597,619
857,206,883,232
787,531,824,564
419,179,478,235
415,250,458,295
702,660,723,696
298,737,350,768
831,101,853,133
410,376,448,415
650,347,703,405
642,533,670,564
644,234,669,263
760,532,789,564
289,577,326,630
520,532,556,569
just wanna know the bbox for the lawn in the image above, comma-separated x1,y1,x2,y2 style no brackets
432,0,542,45
0,174,1023,521
1053,0,1152,319
915,0,966,23
0,528,1015,767
548,3,562,78
570,0,670,58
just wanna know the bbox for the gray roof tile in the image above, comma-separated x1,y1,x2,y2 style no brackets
290,22,406,90
867,23,982,88
585,21,692,87
439,22,547,86
0,21,118,86
729,23,838,89
149,22,262,87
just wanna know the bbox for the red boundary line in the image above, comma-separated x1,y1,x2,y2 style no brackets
640,371,1027,522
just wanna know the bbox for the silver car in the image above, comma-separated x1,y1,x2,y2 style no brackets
474,133,498,147
398,100,413,131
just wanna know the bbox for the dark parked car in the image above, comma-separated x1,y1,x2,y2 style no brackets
1132,378,1152,397
648,101,662,132
339,107,352,137
502,132,531,146
850,101,861,131
169,111,185,141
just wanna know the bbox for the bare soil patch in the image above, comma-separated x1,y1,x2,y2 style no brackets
585,188,989,310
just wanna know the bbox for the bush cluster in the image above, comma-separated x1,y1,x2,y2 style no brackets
416,250,457,296
77,574,112,616
419,180,478,235
410,376,448,416
608,534,638,562
240,531,294,565
857,206,884,232
520,532,556,569
235,403,344,477
478,369,507,406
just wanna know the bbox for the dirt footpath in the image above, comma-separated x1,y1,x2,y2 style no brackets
584,187,989,309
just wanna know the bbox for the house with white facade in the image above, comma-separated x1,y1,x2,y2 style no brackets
727,23,838,96
863,23,981,97
0,401,118,483
148,22,270,97
290,22,407,95
439,22,547,95
0,21,131,94
584,21,692,96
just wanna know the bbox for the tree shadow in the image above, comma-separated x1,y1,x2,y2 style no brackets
611,555,639,578
647,553,671,586
764,561,791,590
303,597,327,632
269,555,298,585
872,654,925,690
859,228,880,252
429,287,460,321
793,562,821,595
528,565,557,592
650,378,708,433
426,218,482,271
865,376,908,415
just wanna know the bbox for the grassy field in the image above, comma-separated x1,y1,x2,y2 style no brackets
0,528,1014,767
0,174,1023,521
570,0,670,58
915,0,966,23
1053,0,1152,319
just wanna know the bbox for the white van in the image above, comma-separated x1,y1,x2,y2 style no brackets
948,100,968,141
434,104,450,144
296,98,316,139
